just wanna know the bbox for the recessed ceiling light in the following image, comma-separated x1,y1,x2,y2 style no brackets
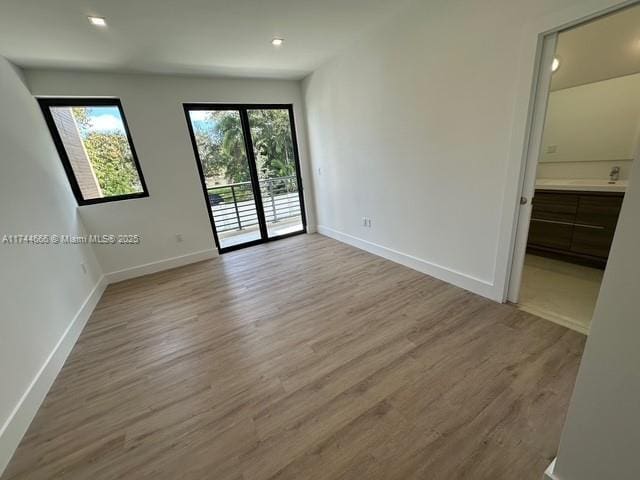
271,38,284,46
551,57,560,73
88,16,107,27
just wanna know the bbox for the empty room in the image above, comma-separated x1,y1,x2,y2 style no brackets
1,1,639,480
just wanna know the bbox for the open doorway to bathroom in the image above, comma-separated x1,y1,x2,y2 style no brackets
509,3,639,334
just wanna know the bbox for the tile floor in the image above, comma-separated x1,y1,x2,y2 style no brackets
518,254,604,335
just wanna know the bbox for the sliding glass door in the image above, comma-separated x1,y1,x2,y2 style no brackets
247,108,305,239
185,104,306,252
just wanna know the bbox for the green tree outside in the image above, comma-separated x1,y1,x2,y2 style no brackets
195,109,296,186
82,132,141,196
71,107,141,196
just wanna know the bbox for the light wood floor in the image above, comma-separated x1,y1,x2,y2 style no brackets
2,234,585,480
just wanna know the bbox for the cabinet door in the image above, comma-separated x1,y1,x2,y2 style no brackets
528,219,574,250
571,195,623,258
571,226,615,258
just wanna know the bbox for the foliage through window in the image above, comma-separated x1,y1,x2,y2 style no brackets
39,99,148,205
190,109,295,185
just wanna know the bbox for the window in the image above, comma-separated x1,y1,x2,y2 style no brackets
38,98,148,205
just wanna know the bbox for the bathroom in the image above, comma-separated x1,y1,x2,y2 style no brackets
517,5,638,334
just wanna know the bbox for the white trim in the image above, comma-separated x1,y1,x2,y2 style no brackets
544,458,560,480
104,248,217,283
0,275,108,475
506,33,558,303
317,225,498,300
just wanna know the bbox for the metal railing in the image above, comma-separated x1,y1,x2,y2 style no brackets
207,176,301,233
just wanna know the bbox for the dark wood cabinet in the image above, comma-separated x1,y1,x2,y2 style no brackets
532,192,578,221
527,190,624,268
528,220,574,250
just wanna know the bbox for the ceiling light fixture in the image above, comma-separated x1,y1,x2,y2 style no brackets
271,37,284,46
88,16,107,27
551,57,560,73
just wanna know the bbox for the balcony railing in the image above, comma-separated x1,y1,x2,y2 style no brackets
207,176,301,233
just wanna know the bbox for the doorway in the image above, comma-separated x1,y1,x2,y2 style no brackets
508,3,639,334
184,104,307,253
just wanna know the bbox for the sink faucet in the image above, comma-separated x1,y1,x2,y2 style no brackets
609,166,620,182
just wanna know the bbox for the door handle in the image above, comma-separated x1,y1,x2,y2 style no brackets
520,196,528,205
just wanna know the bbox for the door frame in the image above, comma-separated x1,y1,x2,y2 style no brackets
506,33,557,303
503,0,640,303
183,103,308,253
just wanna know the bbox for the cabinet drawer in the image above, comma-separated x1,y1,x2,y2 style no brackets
528,218,574,250
532,192,578,221
575,195,623,228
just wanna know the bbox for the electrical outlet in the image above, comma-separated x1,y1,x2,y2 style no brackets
545,145,558,154
176,233,183,243
362,217,368,227
367,218,372,228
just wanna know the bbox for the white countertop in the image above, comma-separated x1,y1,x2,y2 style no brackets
536,179,627,193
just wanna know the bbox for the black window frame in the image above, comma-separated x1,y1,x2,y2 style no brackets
38,97,149,206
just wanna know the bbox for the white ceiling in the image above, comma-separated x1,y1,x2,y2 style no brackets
552,4,640,91
6,1,640,85
0,0,411,79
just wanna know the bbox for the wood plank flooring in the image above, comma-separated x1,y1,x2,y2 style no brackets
2,234,585,480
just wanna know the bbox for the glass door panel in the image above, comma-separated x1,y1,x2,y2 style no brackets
247,108,305,239
187,109,262,249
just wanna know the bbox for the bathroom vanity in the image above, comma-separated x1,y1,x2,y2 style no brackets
527,180,626,268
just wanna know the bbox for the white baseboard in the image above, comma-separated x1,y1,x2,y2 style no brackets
0,275,108,475
317,225,498,300
104,248,217,283
544,458,559,480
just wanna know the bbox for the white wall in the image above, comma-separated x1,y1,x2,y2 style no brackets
552,143,640,479
0,57,103,473
24,69,315,276
302,0,631,300
537,159,634,180
303,1,640,478
537,73,640,180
